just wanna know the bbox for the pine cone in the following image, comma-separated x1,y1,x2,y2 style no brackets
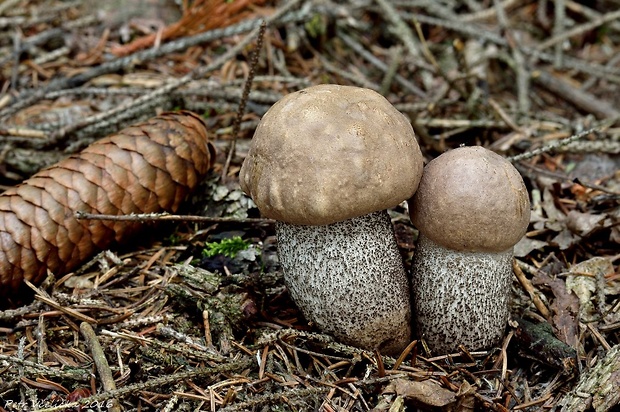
0,111,215,301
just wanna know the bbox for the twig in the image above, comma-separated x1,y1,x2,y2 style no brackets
10,28,21,92
30,292,98,325
566,0,620,33
379,45,403,95
337,28,427,98
415,118,511,129
80,322,122,412
0,0,21,15
532,69,620,120
0,1,308,122
507,125,609,162
221,20,267,182
552,0,566,67
0,354,90,380
538,8,620,55
461,0,520,22
492,0,530,114
218,387,331,412
407,12,620,82
75,211,275,225
0,126,46,138
46,27,264,144
488,98,525,135
411,18,467,99
513,260,551,320
35,358,254,412
374,0,421,59
317,49,380,90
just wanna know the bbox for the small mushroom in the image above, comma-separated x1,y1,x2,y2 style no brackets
408,146,530,354
240,84,423,354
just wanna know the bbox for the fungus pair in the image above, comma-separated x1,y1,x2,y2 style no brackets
240,84,530,355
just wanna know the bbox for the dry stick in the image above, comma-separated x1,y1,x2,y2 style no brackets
337,29,427,98
75,211,275,225
46,27,264,144
317,49,380,90
100,329,224,362
0,26,65,68
512,260,551,320
0,126,46,138
0,0,20,15
22,279,99,324
80,322,122,412
537,7,620,54
221,20,267,182
488,98,524,135
217,387,332,412
532,69,620,120
461,0,520,22
492,0,530,114
507,125,611,163
407,13,620,82
45,83,284,102
0,22,257,121
379,45,403,95
552,0,566,67
413,18,468,99
566,0,620,33
582,51,620,91
50,0,303,144
35,358,254,412
0,301,43,321
416,118,510,129
374,0,421,59
0,354,90,381
0,1,308,122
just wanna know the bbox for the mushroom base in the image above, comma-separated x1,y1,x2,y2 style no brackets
411,234,513,354
276,210,412,355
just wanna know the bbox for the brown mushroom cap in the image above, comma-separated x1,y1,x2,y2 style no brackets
409,146,530,253
240,84,424,226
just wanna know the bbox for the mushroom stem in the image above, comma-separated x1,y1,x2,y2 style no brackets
411,234,513,354
276,210,411,355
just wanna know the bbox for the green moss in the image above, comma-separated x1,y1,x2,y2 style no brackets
202,236,249,259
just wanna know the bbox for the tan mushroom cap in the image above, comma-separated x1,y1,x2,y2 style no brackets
240,84,423,226
409,146,530,253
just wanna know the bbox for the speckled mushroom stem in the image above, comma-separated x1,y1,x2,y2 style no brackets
276,210,412,356
408,146,530,354
411,234,513,354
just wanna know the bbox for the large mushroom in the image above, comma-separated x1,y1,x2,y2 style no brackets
240,84,423,355
408,146,530,354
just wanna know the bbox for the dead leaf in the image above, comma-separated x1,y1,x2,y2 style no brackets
566,271,597,322
542,187,566,232
453,381,476,412
514,237,548,257
571,257,616,291
385,378,456,408
532,271,580,348
566,210,605,236
569,153,618,182
551,229,577,250
612,226,620,244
